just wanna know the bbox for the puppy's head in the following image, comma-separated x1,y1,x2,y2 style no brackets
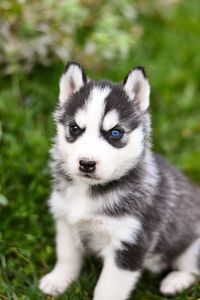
54,62,151,185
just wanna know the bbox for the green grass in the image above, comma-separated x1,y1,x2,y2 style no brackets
0,0,200,299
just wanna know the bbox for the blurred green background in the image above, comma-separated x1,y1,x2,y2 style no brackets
0,0,200,299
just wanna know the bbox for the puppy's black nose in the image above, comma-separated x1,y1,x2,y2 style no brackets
79,160,96,173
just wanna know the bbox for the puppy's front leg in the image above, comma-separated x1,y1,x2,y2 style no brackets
93,254,141,300
39,218,83,296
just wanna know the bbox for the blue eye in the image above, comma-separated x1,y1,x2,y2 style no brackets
110,129,122,139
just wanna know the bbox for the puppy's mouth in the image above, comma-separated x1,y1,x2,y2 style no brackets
83,174,93,178
79,172,100,181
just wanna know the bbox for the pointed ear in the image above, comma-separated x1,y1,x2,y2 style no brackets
59,61,87,104
123,67,150,111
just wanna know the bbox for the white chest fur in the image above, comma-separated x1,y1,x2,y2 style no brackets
49,184,141,255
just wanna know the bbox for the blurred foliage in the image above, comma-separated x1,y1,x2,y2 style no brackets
0,0,180,74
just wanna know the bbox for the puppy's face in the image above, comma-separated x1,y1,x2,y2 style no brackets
54,62,150,185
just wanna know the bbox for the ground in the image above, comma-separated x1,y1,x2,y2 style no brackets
0,0,200,299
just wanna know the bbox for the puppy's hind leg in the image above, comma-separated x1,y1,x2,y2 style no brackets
160,238,200,295
39,219,83,296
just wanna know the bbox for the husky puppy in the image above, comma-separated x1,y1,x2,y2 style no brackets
39,62,200,300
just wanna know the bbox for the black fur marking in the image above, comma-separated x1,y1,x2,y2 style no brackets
116,241,146,271
115,190,167,271
59,82,93,123
115,199,163,271
104,85,138,123
58,79,144,134
90,157,149,209
90,165,143,199
102,83,144,134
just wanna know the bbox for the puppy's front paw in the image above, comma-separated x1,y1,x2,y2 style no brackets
160,271,195,295
39,270,71,296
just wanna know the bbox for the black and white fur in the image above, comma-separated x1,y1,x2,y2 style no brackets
39,62,200,299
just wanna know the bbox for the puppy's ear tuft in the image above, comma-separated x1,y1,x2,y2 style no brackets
59,61,87,104
123,66,150,111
